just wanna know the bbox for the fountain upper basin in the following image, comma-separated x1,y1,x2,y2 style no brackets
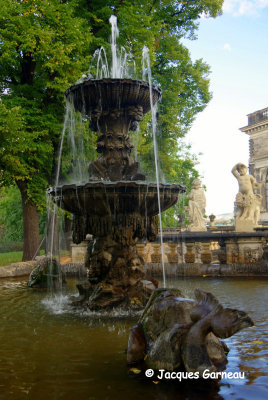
49,181,185,217
65,78,161,116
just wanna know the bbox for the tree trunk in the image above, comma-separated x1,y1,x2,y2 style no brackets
16,181,40,261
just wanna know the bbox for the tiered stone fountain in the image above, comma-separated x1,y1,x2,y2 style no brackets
50,78,185,310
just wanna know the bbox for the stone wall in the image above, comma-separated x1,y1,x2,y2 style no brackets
0,258,86,279
0,260,38,278
145,262,268,277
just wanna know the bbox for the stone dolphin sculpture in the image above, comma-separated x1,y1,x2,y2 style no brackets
127,288,254,374
27,256,65,289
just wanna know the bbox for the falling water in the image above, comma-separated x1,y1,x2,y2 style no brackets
45,100,76,298
47,101,71,260
95,47,109,78
66,100,88,184
55,103,72,187
68,99,82,181
142,46,166,288
46,96,90,294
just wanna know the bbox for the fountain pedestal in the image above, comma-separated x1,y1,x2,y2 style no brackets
81,208,158,309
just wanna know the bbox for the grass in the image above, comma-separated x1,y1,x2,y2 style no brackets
0,250,45,267
0,251,24,267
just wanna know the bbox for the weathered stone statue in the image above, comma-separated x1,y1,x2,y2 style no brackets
127,288,253,374
232,163,261,231
185,179,207,231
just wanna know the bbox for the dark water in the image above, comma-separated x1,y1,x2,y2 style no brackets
0,277,267,400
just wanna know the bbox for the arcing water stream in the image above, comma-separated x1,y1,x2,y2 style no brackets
142,46,166,288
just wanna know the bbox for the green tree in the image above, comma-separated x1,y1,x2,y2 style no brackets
0,0,223,260
0,185,46,246
0,0,92,260
0,186,23,242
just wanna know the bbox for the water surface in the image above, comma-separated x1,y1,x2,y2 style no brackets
0,277,267,400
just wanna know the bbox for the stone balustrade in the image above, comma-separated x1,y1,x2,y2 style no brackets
71,230,268,276
150,243,162,263
138,230,268,268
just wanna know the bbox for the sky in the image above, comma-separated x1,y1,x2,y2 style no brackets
183,0,268,216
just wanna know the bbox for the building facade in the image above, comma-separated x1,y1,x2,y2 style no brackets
240,107,268,224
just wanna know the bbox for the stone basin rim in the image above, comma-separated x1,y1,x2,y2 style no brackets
64,78,162,99
48,180,186,195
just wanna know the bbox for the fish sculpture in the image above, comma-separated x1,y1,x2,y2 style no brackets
127,288,254,374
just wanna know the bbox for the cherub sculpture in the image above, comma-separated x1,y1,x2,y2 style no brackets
232,163,261,225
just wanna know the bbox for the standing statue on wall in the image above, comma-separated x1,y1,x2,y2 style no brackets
185,178,207,231
232,163,261,231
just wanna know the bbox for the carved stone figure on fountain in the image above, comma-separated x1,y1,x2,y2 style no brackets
232,163,261,232
73,200,161,309
88,104,146,181
127,288,253,374
85,236,115,284
80,233,157,310
185,178,207,232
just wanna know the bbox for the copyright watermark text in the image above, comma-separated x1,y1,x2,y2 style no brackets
145,369,245,381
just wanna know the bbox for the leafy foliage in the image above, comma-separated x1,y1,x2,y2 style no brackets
0,0,224,232
0,0,92,206
0,186,46,242
0,186,23,241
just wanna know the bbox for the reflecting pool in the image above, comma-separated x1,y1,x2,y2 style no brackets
0,277,267,400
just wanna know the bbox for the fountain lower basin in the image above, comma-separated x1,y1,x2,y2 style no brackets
49,180,185,217
49,181,185,311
